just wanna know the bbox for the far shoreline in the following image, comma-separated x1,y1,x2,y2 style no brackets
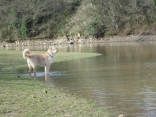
1,35,156,47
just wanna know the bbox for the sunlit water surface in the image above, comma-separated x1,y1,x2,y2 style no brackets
4,42,156,117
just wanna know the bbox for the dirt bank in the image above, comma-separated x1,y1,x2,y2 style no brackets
1,35,156,47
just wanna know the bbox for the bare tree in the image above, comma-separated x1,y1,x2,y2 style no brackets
92,0,120,30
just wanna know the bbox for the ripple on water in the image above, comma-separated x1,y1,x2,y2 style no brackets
21,71,66,77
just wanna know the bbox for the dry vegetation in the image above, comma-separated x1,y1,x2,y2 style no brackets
0,0,156,40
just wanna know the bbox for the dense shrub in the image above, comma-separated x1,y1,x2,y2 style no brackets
83,20,106,37
0,0,156,40
0,0,81,40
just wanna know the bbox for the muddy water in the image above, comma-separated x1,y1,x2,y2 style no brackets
7,42,156,117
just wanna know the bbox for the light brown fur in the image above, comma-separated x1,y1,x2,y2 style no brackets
22,46,57,76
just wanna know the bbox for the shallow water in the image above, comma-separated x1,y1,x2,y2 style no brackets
22,72,66,77
7,42,156,117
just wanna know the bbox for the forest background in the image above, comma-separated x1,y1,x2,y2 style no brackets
0,0,156,41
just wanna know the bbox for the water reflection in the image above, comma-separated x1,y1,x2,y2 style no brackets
48,42,156,117
5,42,156,117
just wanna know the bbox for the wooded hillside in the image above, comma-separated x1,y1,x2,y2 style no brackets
0,0,156,40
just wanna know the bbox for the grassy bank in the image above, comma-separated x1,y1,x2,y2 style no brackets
0,50,110,117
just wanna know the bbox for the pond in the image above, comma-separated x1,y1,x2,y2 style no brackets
4,42,156,117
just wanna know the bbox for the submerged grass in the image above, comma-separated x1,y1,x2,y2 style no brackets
0,50,109,117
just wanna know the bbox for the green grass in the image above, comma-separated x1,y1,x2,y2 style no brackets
0,50,110,117
0,50,102,72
